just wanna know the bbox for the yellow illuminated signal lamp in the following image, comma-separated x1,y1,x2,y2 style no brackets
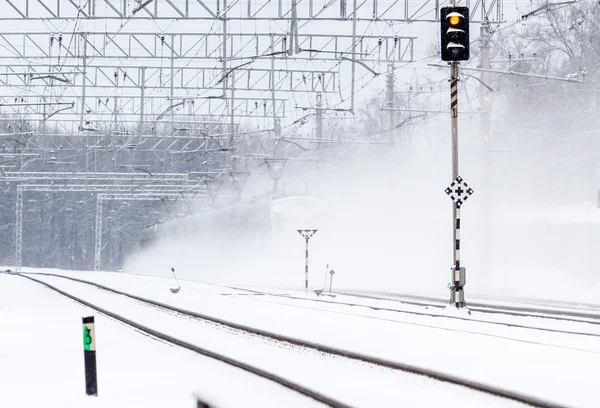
440,7,470,61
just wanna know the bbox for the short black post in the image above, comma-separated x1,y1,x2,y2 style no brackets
82,316,98,396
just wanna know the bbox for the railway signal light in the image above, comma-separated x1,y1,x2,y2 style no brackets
440,7,470,61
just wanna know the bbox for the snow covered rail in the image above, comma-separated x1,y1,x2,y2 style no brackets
190,282,600,337
15,273,351,408
340,291,600,324
18,272,570,408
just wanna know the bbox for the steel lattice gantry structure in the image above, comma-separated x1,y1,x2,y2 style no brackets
12,172,208,271
0,0,505,139
94,192,208,271
0,30,412,131
0,0,503,22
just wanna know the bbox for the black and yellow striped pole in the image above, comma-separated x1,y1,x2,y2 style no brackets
82,316,98,396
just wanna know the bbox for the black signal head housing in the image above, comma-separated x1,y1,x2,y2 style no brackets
440,6,470,62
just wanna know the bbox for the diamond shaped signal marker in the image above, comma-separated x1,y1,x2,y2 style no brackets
445,176,474,208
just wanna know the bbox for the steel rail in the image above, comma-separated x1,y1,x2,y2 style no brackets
19,271,570,408
340,290,600,323
15,273,351,408
189,282,600,338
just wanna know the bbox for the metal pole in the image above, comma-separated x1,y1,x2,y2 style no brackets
298,229,317,294
449,61,464,308
113,69,119,168
114,69,118,131
168,35,175,175
479,25,492,288
316,92,323,158
94,196,103,271
290,0,299,55
80,33,88,173
79,33,87,131
386,62,395,143
222,0,228,98
270,34,278,147
305,238,309,294
15,185,23,272
350,0,357,113
230,70,235,152
140,66,145,135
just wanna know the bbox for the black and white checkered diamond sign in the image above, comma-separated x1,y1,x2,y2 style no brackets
445,176,474,208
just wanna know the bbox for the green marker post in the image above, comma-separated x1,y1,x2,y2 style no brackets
82,316,98,396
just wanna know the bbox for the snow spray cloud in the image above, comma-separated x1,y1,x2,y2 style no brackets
124,85,600,302
123,119,481,295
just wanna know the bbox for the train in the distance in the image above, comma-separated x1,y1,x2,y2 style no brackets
140,193,329,246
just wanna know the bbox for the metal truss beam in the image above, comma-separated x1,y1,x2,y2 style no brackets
0,0,503,23
19,183,207,193
0,64,339,94
0,32,414,63
0,171,190,182
97,193,208,200
0,97,287,120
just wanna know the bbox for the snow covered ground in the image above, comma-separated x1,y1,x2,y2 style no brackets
3,267,599,407
0,273,329,408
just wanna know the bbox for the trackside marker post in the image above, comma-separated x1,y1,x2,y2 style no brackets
82,316,98,396
297,229,317,295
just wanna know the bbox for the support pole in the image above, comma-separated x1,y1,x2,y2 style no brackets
451,62,459,183
289,0,299,55
15,185,23,272
230,70,236,154
168,35,175,174
297,229,318,295
350,0,357,113
79,33,87,132
222,0,228,98
94,196,103,271
305,238,309,293
140,66,146,136
385,62,395,143
449,61,465,308
113,69,118,131
479,25,492,288
80,33,88,172
316,92,323,157
270,34,280,158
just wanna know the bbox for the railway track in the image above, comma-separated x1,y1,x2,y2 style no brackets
14,271,568,408
343,290,600,323
178,281,600,338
